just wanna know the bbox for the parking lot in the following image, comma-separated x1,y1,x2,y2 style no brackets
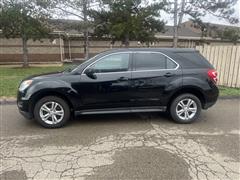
0,99,240,180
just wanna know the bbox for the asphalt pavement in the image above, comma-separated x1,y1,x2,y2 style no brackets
0,99,240,180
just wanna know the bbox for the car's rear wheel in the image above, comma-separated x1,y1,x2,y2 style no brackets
33,96,70,128
170,94,201,123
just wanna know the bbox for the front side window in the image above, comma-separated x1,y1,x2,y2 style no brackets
88,53,130,73
134,53,177,71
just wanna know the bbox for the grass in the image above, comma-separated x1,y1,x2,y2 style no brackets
0,66,68,97
0,66,240,98
218,86,240,97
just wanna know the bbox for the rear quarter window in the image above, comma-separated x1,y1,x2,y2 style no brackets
175,52,213,69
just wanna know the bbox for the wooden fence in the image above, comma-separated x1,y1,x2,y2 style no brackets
196,45,240,88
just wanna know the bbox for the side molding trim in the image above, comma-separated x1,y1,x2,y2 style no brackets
75,106,167,115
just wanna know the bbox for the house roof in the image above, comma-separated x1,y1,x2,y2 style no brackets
50,19,239,38
157,25,202,37
1,19,238,39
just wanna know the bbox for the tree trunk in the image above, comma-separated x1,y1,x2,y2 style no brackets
124,33,129,48
22,35,29,68
178,0,185,26
83,0,89,60
173,0,178,48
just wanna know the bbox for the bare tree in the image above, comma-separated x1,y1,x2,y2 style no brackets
172,0,239,47
48,0,100,59
173,0,178,47
178,0,185,26
82,0,89,59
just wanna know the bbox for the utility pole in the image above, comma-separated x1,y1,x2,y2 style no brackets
173,0,178,48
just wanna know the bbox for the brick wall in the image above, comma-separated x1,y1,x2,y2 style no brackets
0,38,63,64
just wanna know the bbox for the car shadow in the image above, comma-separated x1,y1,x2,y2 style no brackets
69,112,172,126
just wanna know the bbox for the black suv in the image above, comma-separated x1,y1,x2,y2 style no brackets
17,48,219,128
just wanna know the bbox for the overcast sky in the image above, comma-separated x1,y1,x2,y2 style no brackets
163,0,240,26
63,0,240,27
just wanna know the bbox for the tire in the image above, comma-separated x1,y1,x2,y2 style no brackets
170,93,201,124
33,96,70,128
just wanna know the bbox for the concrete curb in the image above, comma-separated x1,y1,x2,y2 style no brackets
0,98,17,105
218,95,240,100
0,96,240,105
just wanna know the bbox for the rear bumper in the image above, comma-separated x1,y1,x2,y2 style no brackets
202,85,219,109
203,100,217,109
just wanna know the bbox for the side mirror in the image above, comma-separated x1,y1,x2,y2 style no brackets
85,68,97,79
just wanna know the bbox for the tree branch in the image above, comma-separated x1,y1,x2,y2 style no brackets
54,6,84,20
178,0,185,26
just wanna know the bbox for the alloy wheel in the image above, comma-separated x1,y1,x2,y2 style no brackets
176,98,197,121
39,101,64,125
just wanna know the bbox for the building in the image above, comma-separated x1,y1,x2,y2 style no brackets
0,20,239,64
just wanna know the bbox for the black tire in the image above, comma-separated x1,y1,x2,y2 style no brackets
170,93,201,124
33,96,70,128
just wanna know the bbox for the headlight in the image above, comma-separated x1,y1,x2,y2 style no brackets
19,80,33,91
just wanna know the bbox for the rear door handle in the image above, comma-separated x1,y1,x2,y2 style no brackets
164,72,175,77
118,77,129,81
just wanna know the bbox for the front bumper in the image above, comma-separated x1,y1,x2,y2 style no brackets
19,109,33,119
17,91,33,119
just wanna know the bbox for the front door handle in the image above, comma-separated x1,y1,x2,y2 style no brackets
164,72,175,77
118,77,129,81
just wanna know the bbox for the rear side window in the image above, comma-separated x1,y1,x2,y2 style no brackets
134,53,177,71
175,52,213,68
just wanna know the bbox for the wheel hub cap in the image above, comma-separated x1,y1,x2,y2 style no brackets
176,98,197,121
39,101,64,125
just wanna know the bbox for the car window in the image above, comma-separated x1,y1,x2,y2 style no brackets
89,53,130,73
134,53,177,70
166,58,177,69
175,52,213,68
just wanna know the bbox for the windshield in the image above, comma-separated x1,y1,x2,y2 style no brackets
63,65,79,73
70,54,102,73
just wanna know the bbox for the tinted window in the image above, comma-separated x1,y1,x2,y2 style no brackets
175,52,213,68
90,53,130,73
167,59,177,69
134,53,177,70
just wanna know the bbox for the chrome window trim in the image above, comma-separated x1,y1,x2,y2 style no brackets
81,51,180,75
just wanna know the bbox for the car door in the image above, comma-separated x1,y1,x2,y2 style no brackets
131,51,181,107
76,52,132,110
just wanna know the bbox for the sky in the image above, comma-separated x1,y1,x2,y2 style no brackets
162,0,240,26
62,0,240,27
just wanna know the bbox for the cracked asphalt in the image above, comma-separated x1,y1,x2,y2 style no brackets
0,99,240,180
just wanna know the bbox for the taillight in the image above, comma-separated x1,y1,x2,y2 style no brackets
208,69,218,84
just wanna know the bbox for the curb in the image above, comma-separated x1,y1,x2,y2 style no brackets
218,96,240,99
0,96,240,105
0,98,17,105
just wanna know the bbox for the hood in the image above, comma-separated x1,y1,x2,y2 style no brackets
26,71,64,81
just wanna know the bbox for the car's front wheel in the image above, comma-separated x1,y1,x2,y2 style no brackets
33,96,70,128
170,94,201,123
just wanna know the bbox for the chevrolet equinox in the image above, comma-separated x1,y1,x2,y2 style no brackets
17,48,219,128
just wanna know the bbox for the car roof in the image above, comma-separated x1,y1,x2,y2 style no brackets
101,48,197,54
97,48,212,69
